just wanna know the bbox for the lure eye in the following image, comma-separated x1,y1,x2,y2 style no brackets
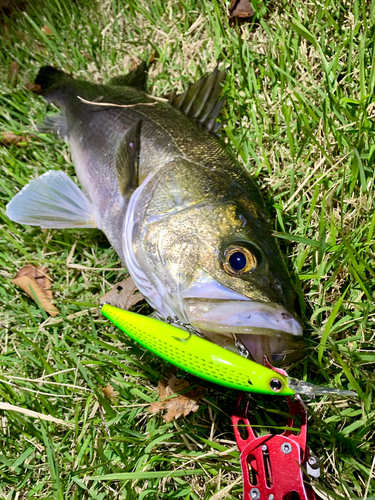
222,245,258,276
270,378,283,392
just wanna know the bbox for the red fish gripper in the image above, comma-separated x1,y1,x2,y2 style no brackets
232,392,318,500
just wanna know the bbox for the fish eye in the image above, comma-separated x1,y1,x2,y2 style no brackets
270,378,283,392
222,245,258,276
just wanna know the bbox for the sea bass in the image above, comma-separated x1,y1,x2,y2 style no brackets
7,63,305,365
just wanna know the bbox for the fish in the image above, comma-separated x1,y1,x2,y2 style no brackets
6,62,306,366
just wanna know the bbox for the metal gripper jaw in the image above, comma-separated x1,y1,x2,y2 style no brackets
232,393,319,500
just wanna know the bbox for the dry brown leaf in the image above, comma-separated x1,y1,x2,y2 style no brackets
12,276,59,317
8,60,19,86
15,264,53,298
149,387,206,422
11,264,59,317
129,59,138,72
156,379,168,400
149,50,157,65
160,375,190,397
25,82,43,94
1,131,28,146
229,0,254,26
99,276,144,310
149,375,205,422
41,24,53,35
101,383,119,401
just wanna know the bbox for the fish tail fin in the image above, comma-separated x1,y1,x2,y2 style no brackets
35,66,70,92
6,170,99,229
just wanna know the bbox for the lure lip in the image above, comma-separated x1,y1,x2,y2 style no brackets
288,378,357,397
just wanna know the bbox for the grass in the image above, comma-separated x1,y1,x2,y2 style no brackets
0,0,375,498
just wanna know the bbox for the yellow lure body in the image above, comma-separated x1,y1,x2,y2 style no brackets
101,304,294,396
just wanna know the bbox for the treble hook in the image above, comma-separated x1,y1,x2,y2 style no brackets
166,316,194,342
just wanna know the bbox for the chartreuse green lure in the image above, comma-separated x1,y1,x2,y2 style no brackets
101,304,356,398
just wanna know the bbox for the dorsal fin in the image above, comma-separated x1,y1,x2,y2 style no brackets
169,66,227,135
109,61,148,90
116,120,142,196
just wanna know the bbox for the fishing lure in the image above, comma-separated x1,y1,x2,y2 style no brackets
101,304,356,398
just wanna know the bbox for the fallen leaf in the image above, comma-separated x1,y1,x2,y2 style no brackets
149,50,157,65
129,59,138,72
15,264,53,297
149,375,205,422
41,24,53,35
229,0,254,26
101,383,119,401
161,375,190,397
99,276,144,310
11,264,59,317
156,380,168,400
25,82,42,94
8,60,19,86
1,131,28,146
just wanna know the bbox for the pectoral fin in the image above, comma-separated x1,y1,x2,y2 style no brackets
116,120,142,196
38,114,67,138
6,170,99,229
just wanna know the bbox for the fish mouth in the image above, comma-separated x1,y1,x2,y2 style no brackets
182,289,305,366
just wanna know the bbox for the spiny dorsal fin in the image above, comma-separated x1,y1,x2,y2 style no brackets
116,120,142,197
109,61,148,90
169,66,227,135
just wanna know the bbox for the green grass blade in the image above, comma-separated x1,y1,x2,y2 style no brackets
318,288,348,365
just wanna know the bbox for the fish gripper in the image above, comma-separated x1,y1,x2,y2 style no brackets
232,392,319,500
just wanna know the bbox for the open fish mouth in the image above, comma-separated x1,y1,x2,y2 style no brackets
182,294,305,366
